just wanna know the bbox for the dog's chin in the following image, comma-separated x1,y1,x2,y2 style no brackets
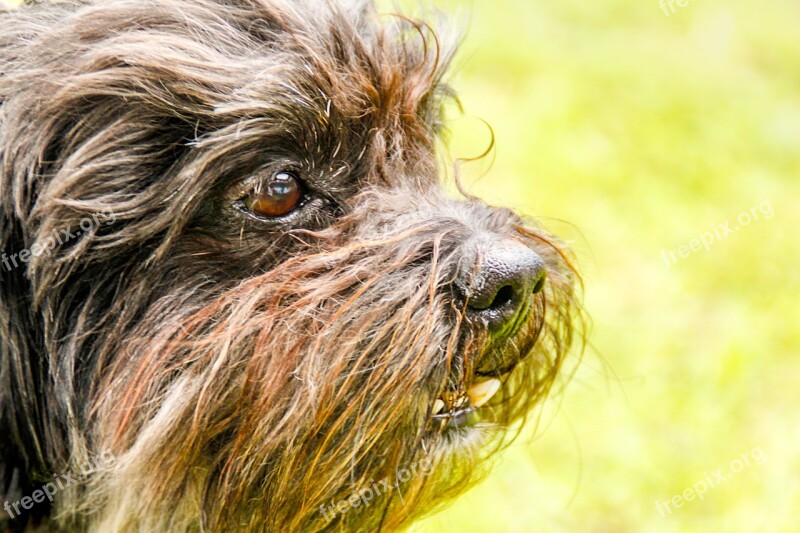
420,372,533,463
357,362,530,531
428,422,490,459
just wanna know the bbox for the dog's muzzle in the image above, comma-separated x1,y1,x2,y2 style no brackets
457,235,546,369
432,235,547,430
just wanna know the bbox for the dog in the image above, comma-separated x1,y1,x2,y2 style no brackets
0,0,583,531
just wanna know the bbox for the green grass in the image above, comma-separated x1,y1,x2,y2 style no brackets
412,0,800,531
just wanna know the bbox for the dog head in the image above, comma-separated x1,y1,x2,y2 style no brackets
0,0,582,530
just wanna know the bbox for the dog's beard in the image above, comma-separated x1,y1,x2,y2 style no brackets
83,188,580,532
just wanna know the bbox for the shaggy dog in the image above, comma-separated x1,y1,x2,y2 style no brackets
0,0,582,530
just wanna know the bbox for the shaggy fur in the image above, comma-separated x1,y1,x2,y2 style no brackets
0,0,583,531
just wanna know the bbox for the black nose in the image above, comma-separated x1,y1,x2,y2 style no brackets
456,238,546,333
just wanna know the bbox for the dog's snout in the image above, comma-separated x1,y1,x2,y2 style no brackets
457,237,545,332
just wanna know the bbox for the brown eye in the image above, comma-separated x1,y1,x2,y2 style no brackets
245,171,303,218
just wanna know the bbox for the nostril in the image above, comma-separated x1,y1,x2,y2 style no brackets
456,237,545,331
467,284,517,312
484,284,516,311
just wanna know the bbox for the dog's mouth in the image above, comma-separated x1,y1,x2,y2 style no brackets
430,378,502,430
429,303,545,432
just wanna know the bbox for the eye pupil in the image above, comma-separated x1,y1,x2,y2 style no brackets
247,171,303,218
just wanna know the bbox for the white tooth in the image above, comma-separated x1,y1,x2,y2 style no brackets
432,399,445,415
468,379,501,408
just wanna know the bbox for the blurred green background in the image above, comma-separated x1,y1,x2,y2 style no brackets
411,0,800,532
3,0,798,531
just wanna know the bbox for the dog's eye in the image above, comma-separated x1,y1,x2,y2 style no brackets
244,171,304,218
